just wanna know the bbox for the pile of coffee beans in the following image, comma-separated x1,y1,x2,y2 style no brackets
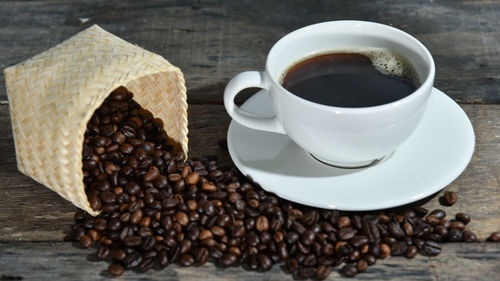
68,87,495,279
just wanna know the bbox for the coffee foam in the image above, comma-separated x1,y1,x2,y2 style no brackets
281,47,420,85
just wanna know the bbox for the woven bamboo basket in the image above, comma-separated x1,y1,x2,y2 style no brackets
3,25,188,216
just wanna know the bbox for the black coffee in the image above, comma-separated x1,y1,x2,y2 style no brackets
282,50,419,107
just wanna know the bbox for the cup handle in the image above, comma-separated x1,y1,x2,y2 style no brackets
224,71,285,134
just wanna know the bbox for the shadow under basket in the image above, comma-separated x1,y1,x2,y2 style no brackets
4,25,188,216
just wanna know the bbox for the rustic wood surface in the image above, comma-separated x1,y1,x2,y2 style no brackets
0,0,499,104
0,0,499,280
1,243,499,281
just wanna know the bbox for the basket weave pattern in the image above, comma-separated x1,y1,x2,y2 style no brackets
4,25,188,216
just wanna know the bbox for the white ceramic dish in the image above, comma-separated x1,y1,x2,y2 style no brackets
227,88,475,210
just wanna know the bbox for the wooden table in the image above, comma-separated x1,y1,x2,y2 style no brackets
1,0,499,280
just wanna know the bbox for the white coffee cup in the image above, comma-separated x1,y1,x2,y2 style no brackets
224,21,435,168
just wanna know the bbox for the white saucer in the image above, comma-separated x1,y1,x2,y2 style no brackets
227,88,475,211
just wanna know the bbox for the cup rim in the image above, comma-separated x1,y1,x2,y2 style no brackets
265,20,435,113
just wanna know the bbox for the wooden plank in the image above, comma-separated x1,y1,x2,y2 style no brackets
1,0,500,104
0,242,499,280
0,103,499,242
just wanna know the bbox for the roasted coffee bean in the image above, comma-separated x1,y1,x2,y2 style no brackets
388,221,405,239
405,245,418,258
89,195,102,210
338,216,351,228
425,215,441,226
315,265,331,280
350,235,369,249
287,232,299,244
455,213,471,225
175,212,189,226
383,237,397,245
368,225,381,243
143,249,157,260
351,215,363,230
434,225,448,237
425,233,443,242
228,246,241,257
113,249,126,261
348,249,361,261
179,239,192,254
130,209,143,224
260,232,272,245
230,224,245,238
450,220,465,231
163,198,178,209
120,143,134,154
487,232,500,242
144,166,160,182
377,214,391,224
209,246,223,260
341,263,358,277
100,236,113,246
403,221,414,236
202,182,217,192
79,235,92,248
192,247,209,265
448,228,463,242
380,243,391,259
124,181,141,195
199,229,213,240
413,238,425,250
246,232,260,247
430,209,446,220
414,207,428,217
256,216,269,232
258,254,273,271
357,259,368,273
179,254,195,266
142,236,156,251
363,254,376,265
414,222,432,238
390,241,407,256
422,240,441,256
157,250,169,268
442,191,458,206
124,235,142,247
303,254,317,266
88,229,100,241
139,258,154,272
220,253,238,267
302,230,316,246
108,264,124,276
463,230,477,242
96,246,110,260
441,219,453,228
338,227,357,240
124,252,143,269
369,243,381,257
211,226,226,237
285,258,299,273
322,243,334,256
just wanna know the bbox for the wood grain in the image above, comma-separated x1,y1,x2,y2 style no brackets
1,1,500,278
0,242,499,281
0,103,499,242
1,0,500,104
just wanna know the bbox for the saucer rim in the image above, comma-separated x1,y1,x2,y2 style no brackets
227,87,475,210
